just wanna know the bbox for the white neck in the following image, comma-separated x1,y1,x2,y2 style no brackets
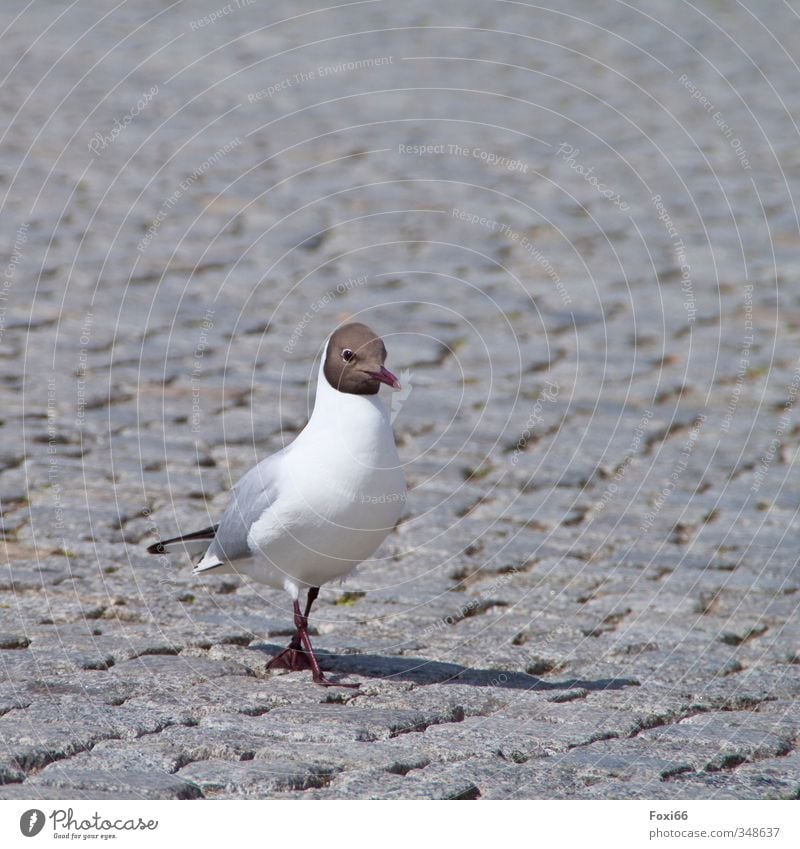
290,342,400,470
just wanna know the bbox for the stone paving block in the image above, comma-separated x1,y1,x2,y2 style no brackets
720,749,800,800
0,760,26,785
449,757,586,800
216,704,466,744
313,766,482,800
253,739,435,777
25,764,203,799
634,720,793,774
107,653,251,691
177,758,337,796
0,784,129,801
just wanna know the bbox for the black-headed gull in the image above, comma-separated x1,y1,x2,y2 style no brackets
148,322,406,686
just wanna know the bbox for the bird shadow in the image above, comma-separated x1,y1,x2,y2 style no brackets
254,645,639,692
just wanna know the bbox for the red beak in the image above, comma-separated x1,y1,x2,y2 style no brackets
369,366,401,391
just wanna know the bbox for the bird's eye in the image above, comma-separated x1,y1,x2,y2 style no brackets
342,348,354,362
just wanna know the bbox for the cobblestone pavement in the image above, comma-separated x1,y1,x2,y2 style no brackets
1,0,799,800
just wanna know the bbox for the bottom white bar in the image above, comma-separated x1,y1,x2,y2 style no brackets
1,799,796,848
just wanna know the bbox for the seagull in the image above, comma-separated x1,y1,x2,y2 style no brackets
148,322,406,687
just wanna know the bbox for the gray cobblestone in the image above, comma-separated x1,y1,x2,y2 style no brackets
1,0,798,799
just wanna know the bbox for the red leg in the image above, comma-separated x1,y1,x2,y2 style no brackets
265,599,312,671
266,588,358,688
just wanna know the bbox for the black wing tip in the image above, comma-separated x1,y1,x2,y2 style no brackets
146,525,218,555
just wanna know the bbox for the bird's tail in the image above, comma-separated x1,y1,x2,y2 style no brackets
147,525,218,556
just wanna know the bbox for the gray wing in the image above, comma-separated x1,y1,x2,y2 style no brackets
205,452,283,563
